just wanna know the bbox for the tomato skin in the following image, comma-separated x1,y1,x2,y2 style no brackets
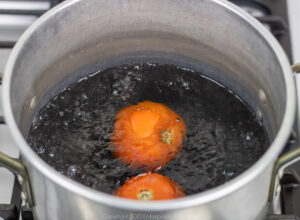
114,173,185,200
111,101,186,170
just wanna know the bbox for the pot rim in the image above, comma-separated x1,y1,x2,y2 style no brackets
2,0,296,211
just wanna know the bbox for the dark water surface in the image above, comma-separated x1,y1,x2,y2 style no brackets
27,63,269,195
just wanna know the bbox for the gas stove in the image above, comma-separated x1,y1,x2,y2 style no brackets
0,0,300,220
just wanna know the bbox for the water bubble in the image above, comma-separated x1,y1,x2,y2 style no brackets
222,170,235,178
245,132,253,141
48,151,55,157
103,134,110,140
75,108,82,116
66,165,80,176
37,146,45,154
122,76,131,89
112,90,119,96
75,101,80,106
63,121,69,126
182,81,190,89
112,81,121,88
134,65,141,70
121,94,129,101
58,111,64,117
135,76,142,81
177,78,190,90
81,93,88,100
81,117,88,122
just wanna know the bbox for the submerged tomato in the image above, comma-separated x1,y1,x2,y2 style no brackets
111,101,186,170
114,173,185,200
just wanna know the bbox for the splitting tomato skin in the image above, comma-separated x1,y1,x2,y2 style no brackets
111,101,186,170
130,109,160,138
114,173,185,200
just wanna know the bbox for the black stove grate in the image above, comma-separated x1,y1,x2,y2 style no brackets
229,0,292,62
0,178,22,220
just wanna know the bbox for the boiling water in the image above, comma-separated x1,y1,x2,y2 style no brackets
27,63,269,195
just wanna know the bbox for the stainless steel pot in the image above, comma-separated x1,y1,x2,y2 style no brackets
1,0,300,219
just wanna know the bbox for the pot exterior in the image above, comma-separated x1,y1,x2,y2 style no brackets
3,0,295,219
25,157,273,220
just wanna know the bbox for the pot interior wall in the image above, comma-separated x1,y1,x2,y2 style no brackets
8,0,286,142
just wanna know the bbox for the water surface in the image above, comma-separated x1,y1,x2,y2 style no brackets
27,63,269,195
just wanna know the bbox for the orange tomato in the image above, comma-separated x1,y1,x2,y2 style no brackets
111,101,186,170
114,173,185,200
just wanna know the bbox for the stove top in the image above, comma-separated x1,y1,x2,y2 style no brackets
229,0,293,62
0,0,300,219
